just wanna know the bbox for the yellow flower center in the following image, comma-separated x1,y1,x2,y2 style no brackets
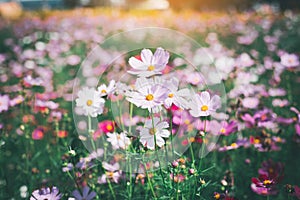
184,119,190,125
149,128,156,135
168,93,174,98
106,171,114,178
220,128,226,134
101,89,107,94
148,65,155,71
145,94,154,101
231,143,237,147
201,105,208,111
263,180,272,185
86,99,93,106
214,193,220,199
254,139,260,144
117,134,121,140
107,124,113,131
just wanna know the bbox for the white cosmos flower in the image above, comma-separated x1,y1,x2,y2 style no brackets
107,132,131,150
140,117,170,150
75,87,105,117
126,77,168,113
128,47,170,77
97,80,116,97
189,91,221,117
164,77,191,109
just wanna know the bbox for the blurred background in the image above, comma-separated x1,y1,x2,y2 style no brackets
0,0,299,12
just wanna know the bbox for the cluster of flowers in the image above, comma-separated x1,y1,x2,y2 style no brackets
75,47,221,151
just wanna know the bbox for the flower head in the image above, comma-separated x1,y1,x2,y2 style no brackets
97,80,116,97
280,53,299,68
140,117,170,150
107,132,131,150
0,94,9,113
128,47,169,77
189,91,221,117
164,77,191,109
72,186,96,200
126,77,168,113
75,87,105,117
30,186,61,200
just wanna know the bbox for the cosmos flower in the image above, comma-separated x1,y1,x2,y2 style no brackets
72,186,96,200
189,91,221,117
23,75,43,87
139,117,170,150
126,77,168,113
258,159,284,179
280,53,299,67
98,120,115,133
75,87,105,117
32,128,44,140
0,94,9,113
107,132,131,150
128,47,169,77
97,80,116,97
163,77,191,109
30,186,61,200
99,162,122,184
251,174,279,196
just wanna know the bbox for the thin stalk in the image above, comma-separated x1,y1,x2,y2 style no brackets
142,157,156,199
107,178,116,200
150,110,166,188
129,102,133,134
88,115,96,151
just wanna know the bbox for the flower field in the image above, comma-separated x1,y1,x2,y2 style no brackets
0,5,300,200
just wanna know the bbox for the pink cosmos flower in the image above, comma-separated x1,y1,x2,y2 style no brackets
164,77,190,109
32,128,44,140
98,162,122,184
189,91,221,117
128,47,169,77
0,94,9,113
242,97,260,109
280,53,299,67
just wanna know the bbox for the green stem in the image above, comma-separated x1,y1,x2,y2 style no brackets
150,110,166,188
88,115,96,151
129,102,133,134
107,178,116,200
143,158,156,199
198,119,207,174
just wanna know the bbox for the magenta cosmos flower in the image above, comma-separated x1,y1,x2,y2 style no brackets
251,174,279,196
189,91,221,117
128,47,170,77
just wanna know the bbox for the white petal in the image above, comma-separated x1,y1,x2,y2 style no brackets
200,91,210,104
155,136,165,147
128,57,147,70
141,49,153,65
159,129,170,138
